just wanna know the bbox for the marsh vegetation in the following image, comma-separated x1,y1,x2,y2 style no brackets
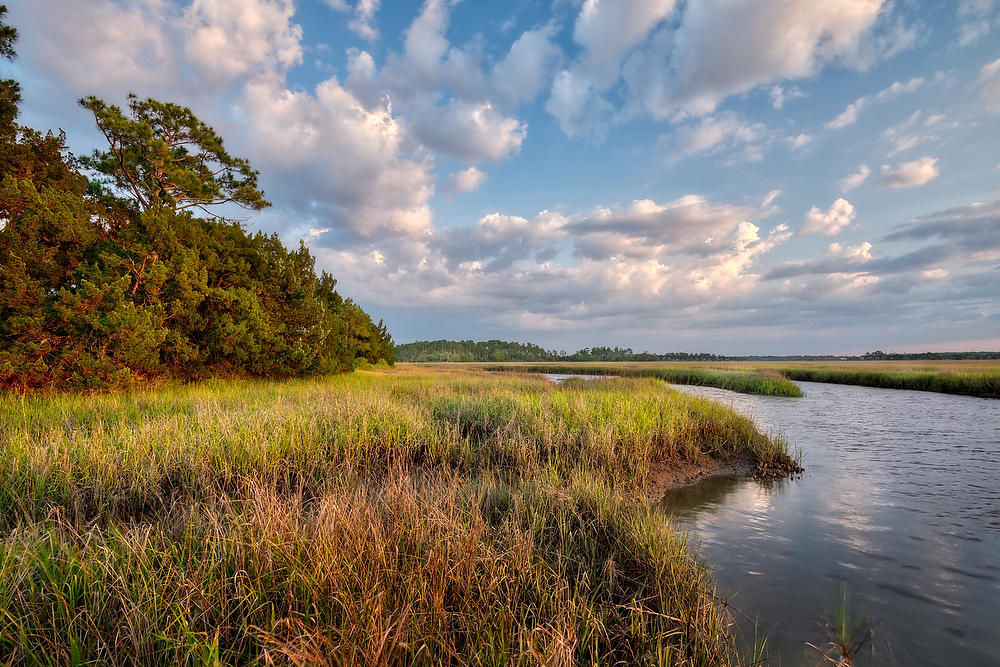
0,366,796,664
479,360,1000,398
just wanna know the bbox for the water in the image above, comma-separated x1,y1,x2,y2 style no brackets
542,373,613,383
663,382,1000,666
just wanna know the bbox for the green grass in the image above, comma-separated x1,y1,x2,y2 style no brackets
478,359,1000,399
775,366,1000,398
0,367,796,665
482,364,805,397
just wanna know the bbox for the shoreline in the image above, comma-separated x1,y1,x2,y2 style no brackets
649,453,801,497
649,455,756,496
470,361,1000,399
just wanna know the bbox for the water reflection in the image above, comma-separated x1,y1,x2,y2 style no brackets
666,382,1000,667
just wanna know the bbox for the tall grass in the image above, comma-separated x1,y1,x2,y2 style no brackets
480,359,1000,399
0,367,796,664
483,364,805,397
776,366,1000,398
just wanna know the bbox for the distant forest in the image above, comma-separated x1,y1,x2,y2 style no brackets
396,340,1000,363
0,8,392,390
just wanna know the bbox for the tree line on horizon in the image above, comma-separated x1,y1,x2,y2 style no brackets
0,8,393,390
394,340,726,363
395,340,1000,363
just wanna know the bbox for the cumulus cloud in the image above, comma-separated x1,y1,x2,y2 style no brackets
348,0,554,161
409,99,526,163
770,200,1000,285
653,0,902,116
491,23,563,105
326,193,793,332
435,210,568,272
185,0,303,82
553,0,912,135
349,0,381,41
545,68,612,138
877,156,939,188
838,164,871,192
572,0,678,88
12,0,182,99
445,166,486,193
238,77,435,242
11,0,995,348
544,0,677,134
800,198,857,237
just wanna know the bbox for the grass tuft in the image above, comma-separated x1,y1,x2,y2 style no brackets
0,367,796,664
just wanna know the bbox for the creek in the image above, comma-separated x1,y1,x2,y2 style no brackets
666,381,1000,666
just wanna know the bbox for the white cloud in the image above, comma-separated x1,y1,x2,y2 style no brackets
545,68,612,138
492,23,563,105
446,167,487,193
331,193,792,326
881,110,934,156
13,0,181,98
769,85,806,109
572,0,677,88
556,0,911,134
671,112,764,158
800,198,857,236
238,76,435,241
978,58,1000,111
838,164,871,192
785,133,812,150
409,99,526,163
827,98,867,130
827,76,924,129
658,0,896,115
185,0,303,82
761,190,782,208
874,76,925,102
957,0,997,45
352,0,546,161
349,0,382,42
827,241,873,261
877,156,940,188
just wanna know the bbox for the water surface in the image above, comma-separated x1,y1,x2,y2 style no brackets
665,381,1000,666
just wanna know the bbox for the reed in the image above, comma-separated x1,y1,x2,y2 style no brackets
482,364,805,397
775,366,1000,398
0,367,796,664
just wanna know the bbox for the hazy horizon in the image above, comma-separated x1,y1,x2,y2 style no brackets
6,0,1000,355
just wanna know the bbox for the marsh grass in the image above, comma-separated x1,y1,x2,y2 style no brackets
807,584,874,666
0,367,795,664
482,364,805,397
775,366,1000,398
480,359,1000,399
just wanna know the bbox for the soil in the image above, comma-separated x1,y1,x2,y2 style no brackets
647,454,756,497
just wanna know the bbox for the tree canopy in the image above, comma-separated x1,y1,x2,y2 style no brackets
79,95,270,216
0,12,392,391
0,5,20,134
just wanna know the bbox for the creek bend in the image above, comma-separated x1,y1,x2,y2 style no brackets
666,381,999,666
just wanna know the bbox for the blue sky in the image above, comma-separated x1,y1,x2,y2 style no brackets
6,0,1000,354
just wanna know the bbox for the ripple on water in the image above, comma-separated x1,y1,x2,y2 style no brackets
666,381,1000,667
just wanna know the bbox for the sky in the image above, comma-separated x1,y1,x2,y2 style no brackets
4,0,1000,355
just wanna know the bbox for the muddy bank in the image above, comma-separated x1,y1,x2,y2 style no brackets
648,455,755,496
649,454,802,497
